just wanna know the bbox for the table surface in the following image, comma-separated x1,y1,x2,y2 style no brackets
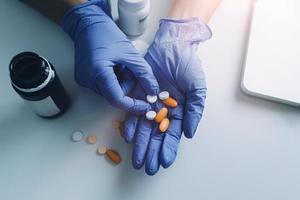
1,1,300,200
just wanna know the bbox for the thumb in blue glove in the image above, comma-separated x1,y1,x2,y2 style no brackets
62,0,159,114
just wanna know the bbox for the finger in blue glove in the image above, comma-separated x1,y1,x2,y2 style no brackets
132,117,153,169
160,119,182,168
62,0,159,114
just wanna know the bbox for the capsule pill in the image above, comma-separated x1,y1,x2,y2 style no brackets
106,149,122,165
159,118,170,132
162,97,178,108
155,107,168,123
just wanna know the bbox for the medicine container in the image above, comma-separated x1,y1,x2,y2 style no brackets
118,0,150,36
9,52,70,117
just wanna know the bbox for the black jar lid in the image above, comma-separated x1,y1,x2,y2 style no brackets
9,52,51,90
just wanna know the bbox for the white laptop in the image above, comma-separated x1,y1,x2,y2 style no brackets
242,0,300,107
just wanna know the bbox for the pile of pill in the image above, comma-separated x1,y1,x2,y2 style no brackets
145,91,178,132
71,130,122,165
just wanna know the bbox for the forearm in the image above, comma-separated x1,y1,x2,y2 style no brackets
168,0,222,23
21,0,86,23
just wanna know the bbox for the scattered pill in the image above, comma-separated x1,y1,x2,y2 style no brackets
118,124,124,138
87,134,97,144
112,121,121,129
71,131,84,142
162,97,178,108
159,91,169,100
146,110,157,120
146,95,157,104
106,149,122,165
159,118,170,132
112,120,124,137
97,144,107,155
155,107,168,123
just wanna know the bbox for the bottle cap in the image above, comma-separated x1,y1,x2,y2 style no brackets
9,52,54,93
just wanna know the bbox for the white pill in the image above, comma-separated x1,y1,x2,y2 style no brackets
97,144,107,155
146,111,157,120
159,91,170,100
71,131,84,142
146,95,157,104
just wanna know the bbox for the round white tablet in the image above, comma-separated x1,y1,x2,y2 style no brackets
97,144,107,155
159,91,170,100
146,111,157,120
71,131,84,142
146,95,157,104
132,40,150,56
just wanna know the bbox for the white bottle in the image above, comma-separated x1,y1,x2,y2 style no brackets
118,0,150,36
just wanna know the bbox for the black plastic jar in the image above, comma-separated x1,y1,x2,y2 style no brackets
9,52,70,117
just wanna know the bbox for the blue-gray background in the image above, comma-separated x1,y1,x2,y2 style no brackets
1,0,300,199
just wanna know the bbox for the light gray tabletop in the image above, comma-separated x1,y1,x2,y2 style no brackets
1,0,300,200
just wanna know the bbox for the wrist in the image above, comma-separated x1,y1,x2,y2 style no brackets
168,0,222,23
62,0,106,40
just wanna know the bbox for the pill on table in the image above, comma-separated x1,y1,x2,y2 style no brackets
159,118,170,132
97,144,107,155
155,107,168,123
106,149,122,165
146,95,157,104
162,97,178,108
71,131,84,142
159,91,169,100
112,121,121,129
87,134,97,144
118,125,124,138
112,120,124,137
146,110,157,120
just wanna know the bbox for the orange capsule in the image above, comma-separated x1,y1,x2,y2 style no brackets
162,97,178,108
155,107,168,123
106,149,122,165
159,118,170,132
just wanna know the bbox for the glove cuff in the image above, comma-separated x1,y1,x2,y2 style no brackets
157,17,212,44
62,0,111,41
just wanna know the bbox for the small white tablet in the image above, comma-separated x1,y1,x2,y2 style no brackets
242,0,300,107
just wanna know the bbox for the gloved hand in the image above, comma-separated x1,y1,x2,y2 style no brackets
62,0,159,114
122,18,212,175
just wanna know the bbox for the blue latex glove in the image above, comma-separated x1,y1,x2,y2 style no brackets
62,0,159,114
122,18,212,175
